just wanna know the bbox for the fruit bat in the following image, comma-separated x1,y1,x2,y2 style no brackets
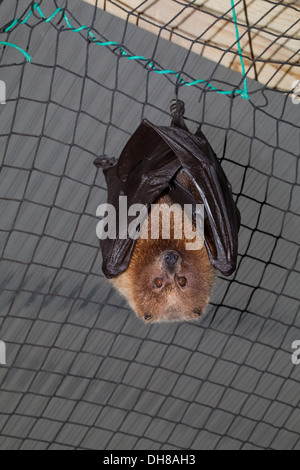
94,100,240,323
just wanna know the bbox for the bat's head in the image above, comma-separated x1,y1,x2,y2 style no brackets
112,236,216,323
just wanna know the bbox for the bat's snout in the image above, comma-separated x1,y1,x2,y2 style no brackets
162,250,180,269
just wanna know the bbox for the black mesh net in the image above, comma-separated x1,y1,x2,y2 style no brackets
0,0,299,450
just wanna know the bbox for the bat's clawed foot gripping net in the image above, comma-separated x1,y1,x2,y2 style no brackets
170,99,188,130
170,99,185,117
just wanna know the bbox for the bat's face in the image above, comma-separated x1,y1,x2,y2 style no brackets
112,236,216,323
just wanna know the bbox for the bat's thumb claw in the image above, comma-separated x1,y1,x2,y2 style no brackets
93,156,116,169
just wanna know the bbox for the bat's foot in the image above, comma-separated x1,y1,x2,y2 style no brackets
93,156,116,169
170,99,185,117
170,99,188,131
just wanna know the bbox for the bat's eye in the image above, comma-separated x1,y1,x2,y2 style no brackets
193,309,202,317
178,276,187,287
154,278,164,288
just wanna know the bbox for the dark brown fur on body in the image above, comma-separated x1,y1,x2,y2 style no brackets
112,171,216,323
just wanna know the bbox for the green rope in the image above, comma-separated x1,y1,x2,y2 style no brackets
230,0,249,100
0,41,32,62
0,1,250,101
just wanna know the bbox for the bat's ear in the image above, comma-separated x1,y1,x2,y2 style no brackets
170,99,189,131
144,313,153,321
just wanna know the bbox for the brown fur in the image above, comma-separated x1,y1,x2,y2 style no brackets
111,171,216,323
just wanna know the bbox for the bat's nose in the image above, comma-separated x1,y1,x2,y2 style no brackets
163,251,179,266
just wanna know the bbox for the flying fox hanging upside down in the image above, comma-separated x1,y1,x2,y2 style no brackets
94,100,240,323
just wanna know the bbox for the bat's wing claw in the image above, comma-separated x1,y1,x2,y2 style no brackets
93,156,116,169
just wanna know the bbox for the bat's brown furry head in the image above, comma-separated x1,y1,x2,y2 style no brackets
112,234,216,323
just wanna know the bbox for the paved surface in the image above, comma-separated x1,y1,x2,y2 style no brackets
0,0,299,450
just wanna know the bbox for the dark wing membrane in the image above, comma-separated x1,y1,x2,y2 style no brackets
117,120,172,182
143,121,241,276
100,117,240,278
101,121,181,278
